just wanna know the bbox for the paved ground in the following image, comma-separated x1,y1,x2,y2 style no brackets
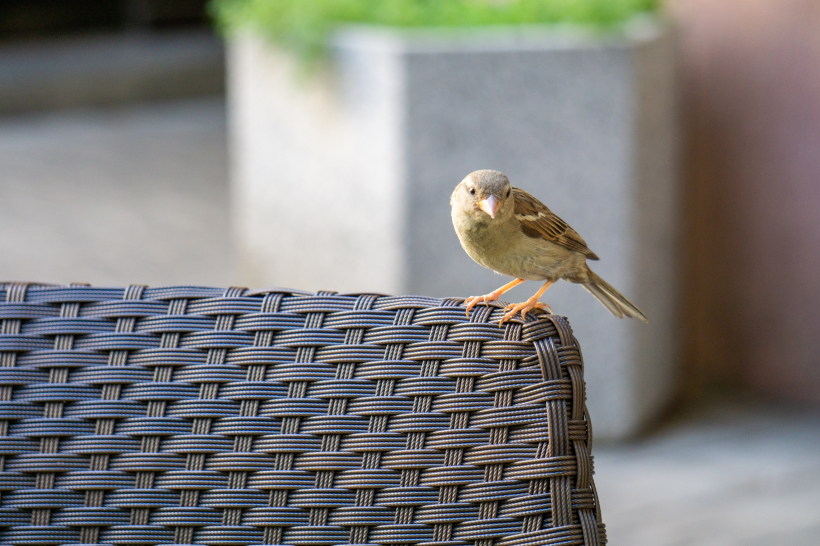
596,399,820,546
1,100,819,545
0,98,231,287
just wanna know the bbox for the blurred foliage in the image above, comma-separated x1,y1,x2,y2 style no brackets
210,0,660,61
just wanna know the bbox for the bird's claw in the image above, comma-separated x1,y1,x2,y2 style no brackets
499,299,552,326
463,292,502,317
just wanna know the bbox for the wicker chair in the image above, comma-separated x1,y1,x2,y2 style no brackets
0,283,605,546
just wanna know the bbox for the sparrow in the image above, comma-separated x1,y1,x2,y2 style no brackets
450,169,648,325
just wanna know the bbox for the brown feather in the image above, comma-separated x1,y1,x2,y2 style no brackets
512,187,600,260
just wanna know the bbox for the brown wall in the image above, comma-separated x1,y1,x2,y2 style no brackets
671,0,820,402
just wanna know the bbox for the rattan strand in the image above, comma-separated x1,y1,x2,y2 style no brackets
0,284,604,546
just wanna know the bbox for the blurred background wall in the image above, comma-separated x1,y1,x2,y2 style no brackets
671,0,820,405
0,0,223,113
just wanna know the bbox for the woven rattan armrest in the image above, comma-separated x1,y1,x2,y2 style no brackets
0,283,605,546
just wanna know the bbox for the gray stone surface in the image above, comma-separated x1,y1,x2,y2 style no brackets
0,98,231,287
596,400,820,545
228,19,679,439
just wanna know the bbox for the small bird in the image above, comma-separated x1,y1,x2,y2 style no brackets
450,169,648,325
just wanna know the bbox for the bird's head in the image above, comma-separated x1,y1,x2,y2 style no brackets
451,170,513,221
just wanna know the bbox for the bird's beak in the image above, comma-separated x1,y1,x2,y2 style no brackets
479,195,500,218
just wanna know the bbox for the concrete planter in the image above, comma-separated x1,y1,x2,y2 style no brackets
227,18,678,439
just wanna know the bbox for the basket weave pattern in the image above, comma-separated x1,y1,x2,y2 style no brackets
0,284,604,546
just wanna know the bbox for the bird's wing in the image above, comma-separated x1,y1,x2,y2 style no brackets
512,187,600,260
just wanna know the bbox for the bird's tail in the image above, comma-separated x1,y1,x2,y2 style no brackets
581,267,648,322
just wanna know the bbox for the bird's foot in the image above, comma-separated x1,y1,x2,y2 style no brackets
499,298,552,326
464,291,504,317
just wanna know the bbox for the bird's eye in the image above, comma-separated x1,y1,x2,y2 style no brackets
469,187,476,195
506,188,511,197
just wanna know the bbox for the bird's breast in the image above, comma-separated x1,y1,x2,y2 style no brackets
452,211,582,282
453,215,530,275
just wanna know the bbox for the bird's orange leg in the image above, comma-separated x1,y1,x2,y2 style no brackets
464,278,526,317
499,280,555,326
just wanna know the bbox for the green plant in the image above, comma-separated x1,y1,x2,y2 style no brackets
211,0,660,61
